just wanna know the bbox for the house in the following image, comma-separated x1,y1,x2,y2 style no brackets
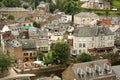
72,26,114,55
28,28,50,53
34,1,49,22
1,31,23,63
59,14,72,23
74,12,99,26
17,17,33,27
0,7,29,20
18,39,37,62
1,23,24,38
62,59,116,80
37,1,49,13
109,25,120,39
86,0,111,10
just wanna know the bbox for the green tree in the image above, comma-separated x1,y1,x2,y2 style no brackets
77,53,92,62
44,51,54,65
23,4,29,9
49,2,56,13
0,53,13,72
7,15,15,20
0,2,4,7
52,41,70,64
2,0,21,7
33,21,40,28
38,51,45,61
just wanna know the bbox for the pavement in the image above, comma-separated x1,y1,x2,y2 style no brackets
0,68,35,80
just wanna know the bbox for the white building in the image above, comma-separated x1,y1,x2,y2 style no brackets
74,12,99,26
72,26,114,55
59,15,72,23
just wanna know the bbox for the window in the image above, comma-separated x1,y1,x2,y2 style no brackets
79,43,82,47
79,50,81,53
30,53,32,56
23,24,26,26
24,53,28,56
83,43,85,47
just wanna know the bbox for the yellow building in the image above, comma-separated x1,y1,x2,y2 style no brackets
0,7,29,20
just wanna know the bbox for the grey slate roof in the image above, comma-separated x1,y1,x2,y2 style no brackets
72,59,115,80
28,28,48,38
74,12,99,18
18,39,36,50
112,65,120,80
74,26,114,37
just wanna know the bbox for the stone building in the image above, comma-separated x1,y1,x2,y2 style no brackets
72,26,114,55
62,59,116,80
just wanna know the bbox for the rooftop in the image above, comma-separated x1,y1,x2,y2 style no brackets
74,12,99,18
0,7,29,11
72,59,115,80
24,26,35,29
74,26,114,37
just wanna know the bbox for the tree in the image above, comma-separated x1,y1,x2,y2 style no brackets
23,4,29,9
49,2,56,13
7,15,15,20
52,41,70,64
77,53,92,62
38,51,45,61
0,53,13,72
2,0,21,7
44,51,54,65
33,21,40,28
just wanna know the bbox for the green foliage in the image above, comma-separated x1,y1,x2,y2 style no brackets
77,53,92,62
115,40,120,47
49,2,56,13
112,0,120,8
35,0,39,8
53,0,80,15
0,53,13,72
1,0,21,7
23,4,29,9
38,51,45,61
52,41,70,64
0,2,4,7
7,15,15,20
44,51,54,64
33,21,40,28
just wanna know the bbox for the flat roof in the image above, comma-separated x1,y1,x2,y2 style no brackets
24,26,35,29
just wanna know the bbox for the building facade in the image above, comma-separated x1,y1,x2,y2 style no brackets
72,26,114,55
0,7,29,20
74,12,99,26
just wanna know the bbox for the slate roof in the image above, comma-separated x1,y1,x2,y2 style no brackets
72,59,115,80
18,39,36,50
112,65,120,80
74,26,114,37
74,12,99,18
28,28,48,38
17,17,32,23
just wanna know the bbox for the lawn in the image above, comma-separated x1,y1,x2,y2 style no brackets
112,0,120,8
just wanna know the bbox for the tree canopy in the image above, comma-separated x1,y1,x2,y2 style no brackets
38,51,45,61
52,41,70,64
0,0,21,7
77,53,92,62
0,51,13,72
33,21,41,28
